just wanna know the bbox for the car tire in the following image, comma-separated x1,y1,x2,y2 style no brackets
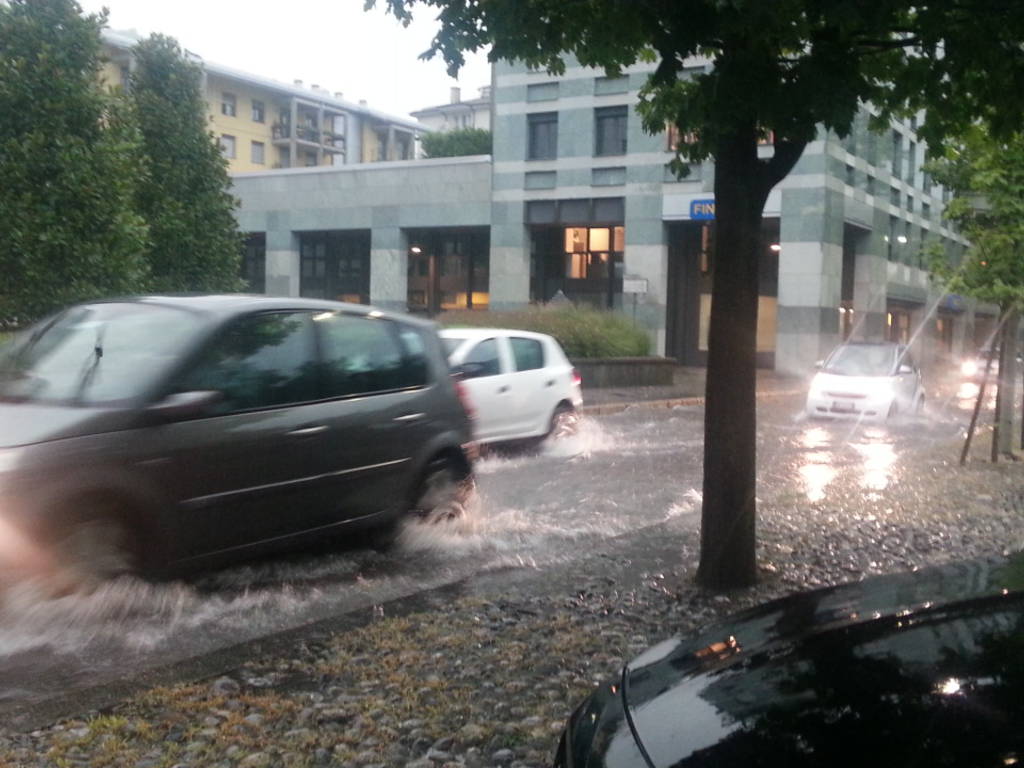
50,506,139,588
548,405,580,441
410,458,474,525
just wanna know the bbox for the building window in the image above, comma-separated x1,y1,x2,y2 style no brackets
907,140,917,187
251,141,265,165
299,231,371,304
241,233,266,293
595,105,628,156
527,112,558,160
890,187,901,208
891,130,902,180
251,100,265,123
666,123,698,151
531,224,625,309
221,92,236,117
305,151,318,167
220,134,236,159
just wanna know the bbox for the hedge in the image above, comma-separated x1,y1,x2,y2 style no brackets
438,306,650,359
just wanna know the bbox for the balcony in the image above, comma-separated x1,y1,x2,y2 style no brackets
271,123,345,154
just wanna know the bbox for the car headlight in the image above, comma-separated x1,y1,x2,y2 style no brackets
808,374,826,397
961,360,979,377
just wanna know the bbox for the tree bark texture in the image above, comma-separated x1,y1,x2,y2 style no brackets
697,124,770,590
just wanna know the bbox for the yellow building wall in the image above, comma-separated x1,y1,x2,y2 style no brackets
205,74,282,173
361,122,383,163
99,44,128,90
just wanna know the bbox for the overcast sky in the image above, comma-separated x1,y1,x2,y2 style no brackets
77,0,492,118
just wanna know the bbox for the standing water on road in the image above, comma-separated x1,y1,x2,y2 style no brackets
0,411,704,709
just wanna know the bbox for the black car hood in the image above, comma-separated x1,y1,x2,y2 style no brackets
623,556,1024,768
0,402,138,448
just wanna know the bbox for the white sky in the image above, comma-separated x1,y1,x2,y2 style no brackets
77,0,492,118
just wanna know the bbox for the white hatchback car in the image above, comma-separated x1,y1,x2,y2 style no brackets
441,328,583,445
806,341,925,421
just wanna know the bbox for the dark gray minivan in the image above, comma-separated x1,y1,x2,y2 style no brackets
0,296,474,580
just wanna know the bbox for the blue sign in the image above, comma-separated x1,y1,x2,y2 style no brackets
690,198,716,220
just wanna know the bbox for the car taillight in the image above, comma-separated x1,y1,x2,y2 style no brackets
572,368,582,388
453,376,476,420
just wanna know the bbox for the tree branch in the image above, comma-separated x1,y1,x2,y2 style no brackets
760,140,806,190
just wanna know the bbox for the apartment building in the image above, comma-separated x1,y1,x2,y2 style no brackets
100,29,423,173
411,86,492,133
231,56,985,374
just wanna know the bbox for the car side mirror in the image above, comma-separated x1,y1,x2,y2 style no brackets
454,362,487,380
898,364,913,375
148,390,222,421
813,360,823,370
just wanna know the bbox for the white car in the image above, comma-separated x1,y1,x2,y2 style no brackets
805,341,925,421
441,328,583,445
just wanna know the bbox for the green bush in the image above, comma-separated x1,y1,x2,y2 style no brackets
438,306,650,358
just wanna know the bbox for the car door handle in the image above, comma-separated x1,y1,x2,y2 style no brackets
545,380,555,387
393,412,425,423
497,385,510,394
286,425,328,437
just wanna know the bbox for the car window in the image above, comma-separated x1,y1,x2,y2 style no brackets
177,311,317,412
442,337,466,358
823,345,896,376
0,303,204,405
464,338,501,377
510,337,545,372
316,313,425,397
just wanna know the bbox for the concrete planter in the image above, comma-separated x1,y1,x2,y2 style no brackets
571,357,676,389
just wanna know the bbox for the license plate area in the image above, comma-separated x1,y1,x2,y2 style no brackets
831,400,857,413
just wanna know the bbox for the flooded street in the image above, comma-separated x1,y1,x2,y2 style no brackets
0,384,990,717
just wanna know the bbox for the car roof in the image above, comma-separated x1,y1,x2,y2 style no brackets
439,327,554,342
74,295,438,330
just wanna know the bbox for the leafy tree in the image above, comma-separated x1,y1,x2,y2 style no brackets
927,127,1024,458
0,0,149,326
370,0,1024,588
421,128,492,158
128,35,243,293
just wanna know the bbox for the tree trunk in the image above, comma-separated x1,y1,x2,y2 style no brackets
995,311,1020,458
697,125,770,590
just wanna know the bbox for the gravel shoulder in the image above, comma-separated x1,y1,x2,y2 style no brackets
2,426,1023,768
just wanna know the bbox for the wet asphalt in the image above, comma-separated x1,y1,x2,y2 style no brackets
0,384,983,723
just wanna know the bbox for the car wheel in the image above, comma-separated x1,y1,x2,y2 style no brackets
50,508,139,588
548,405,580,440
410,458,474,525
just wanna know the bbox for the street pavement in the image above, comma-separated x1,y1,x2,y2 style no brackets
1,377,1022,752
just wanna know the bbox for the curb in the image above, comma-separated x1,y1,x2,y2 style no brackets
581,388,805,416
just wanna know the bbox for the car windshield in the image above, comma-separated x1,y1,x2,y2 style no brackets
0,303,204,406
822,345,896,376
442,337,468,358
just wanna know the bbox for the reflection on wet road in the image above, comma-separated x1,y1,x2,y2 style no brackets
0,392,972,713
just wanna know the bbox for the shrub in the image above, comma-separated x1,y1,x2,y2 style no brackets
438,306,650,358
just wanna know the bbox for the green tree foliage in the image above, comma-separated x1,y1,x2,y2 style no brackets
370,0,1024,589
0,0,149,325
927,128,1024,311
421,128,491,158
128,35,243,293
927,127,1024,457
